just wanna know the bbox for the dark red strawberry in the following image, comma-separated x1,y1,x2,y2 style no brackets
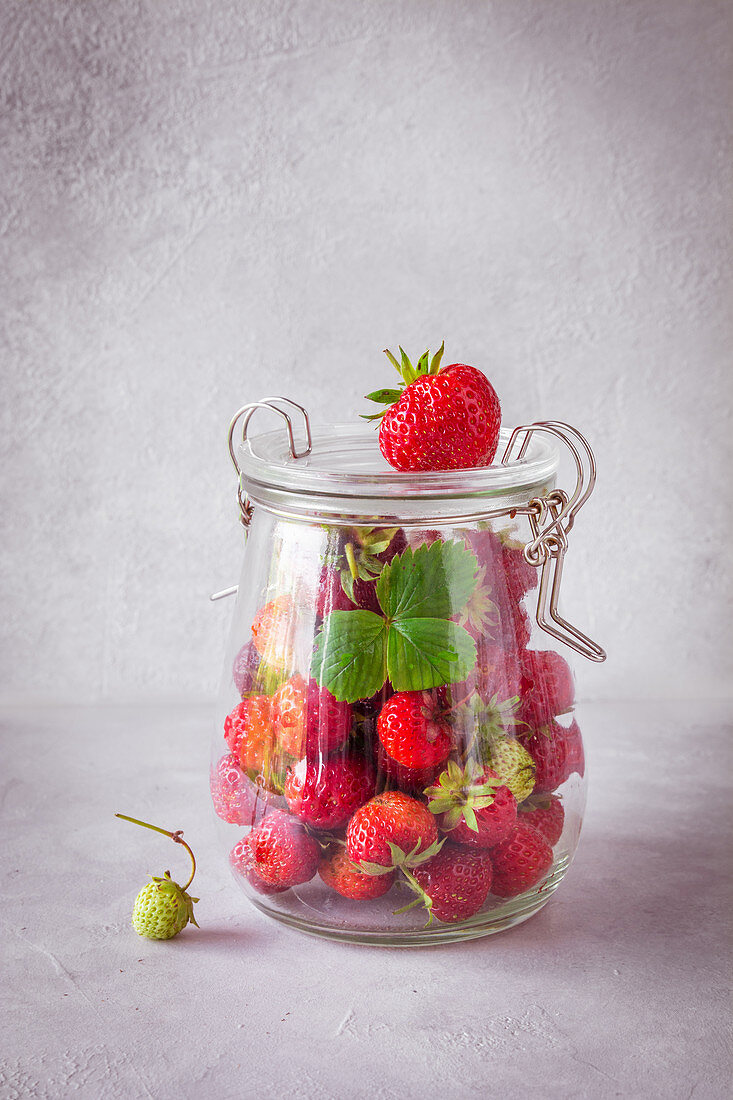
375,741,441,794
517,649,575,726
210,752,277,827
455,641,522,705
284,755,376,831
489,821,553,898
377,691,452,770
425,761,517,849
229,834,289,895
410,843,494,923
232,640,262,697
518,793,565,845
497,533,539,604
318,846,396,900
521,719,570,793
346,791,438,869
366,345,501,472
246,810,320,888
564,719,585,779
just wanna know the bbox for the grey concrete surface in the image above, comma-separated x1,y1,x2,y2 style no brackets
1,1,732,707
1,699,730,1099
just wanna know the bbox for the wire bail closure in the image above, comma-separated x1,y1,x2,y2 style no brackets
227,397,312,529
502,421,606,663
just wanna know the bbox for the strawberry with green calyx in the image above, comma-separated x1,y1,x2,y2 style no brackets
363,344,502,473
396,843,494,925
115,813,200,940
346,791,439,870
319,846,396,901
518,793,565,845
317,527,407,615
455,564,500,639
425,760,517,849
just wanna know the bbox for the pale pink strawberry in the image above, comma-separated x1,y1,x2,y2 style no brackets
210,756,275,827
229,834,289,896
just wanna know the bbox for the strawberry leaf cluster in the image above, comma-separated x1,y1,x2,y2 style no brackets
311,540,479,703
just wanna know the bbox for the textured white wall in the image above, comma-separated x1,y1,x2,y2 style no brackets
1,0,731,703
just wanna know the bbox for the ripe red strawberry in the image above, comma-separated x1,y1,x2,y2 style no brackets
210,752,276,827
319,846,396,900
375,741,441,794
346,791,438,869
229,834,290,895
223,696,274,770
521,719,570,793
246,810,320,889
489,821,553,897
497,532,539,604
410,843,494,923
284,755,376,831
272,675,352,759
455,641,522,705
518,649,575,726
518,794,564,845
365,345,501,472
425,761,517,849
377,691,452,770
564,718,585,779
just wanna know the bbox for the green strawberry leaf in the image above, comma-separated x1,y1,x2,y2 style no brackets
415,350,430,376
429,341,445,374
399,346,417,384
377,541,478,621
387,618,476,691
365,388,404,405
311,611,387,703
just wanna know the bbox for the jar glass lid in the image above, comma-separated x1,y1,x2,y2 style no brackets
237,423,559,523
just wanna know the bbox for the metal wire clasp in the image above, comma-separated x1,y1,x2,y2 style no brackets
502,422,606,663
209,398,311,602
227,397,312,528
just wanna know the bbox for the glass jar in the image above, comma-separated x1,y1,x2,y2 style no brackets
210,401,605,946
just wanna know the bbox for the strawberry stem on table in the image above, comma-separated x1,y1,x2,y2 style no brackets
115,813,197,892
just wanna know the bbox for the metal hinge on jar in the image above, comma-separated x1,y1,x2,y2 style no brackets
502,421,606,663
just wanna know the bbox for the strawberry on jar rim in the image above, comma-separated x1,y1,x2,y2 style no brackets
364,344,501,472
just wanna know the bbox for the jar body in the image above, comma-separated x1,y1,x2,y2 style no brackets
211,505,586,945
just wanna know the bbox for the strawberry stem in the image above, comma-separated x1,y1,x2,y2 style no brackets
115,813,197,892
344,542,359,582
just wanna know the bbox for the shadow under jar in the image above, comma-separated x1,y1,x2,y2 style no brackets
210,405,605,946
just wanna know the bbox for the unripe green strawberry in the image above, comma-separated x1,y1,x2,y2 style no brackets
116,813,200,942
131,872,199,940
488,737,536,802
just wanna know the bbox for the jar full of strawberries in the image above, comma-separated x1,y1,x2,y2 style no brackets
211,369,605,945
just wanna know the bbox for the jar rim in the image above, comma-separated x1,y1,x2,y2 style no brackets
238,423,559,515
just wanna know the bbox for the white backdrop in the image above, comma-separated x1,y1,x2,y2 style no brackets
1,0,731,704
